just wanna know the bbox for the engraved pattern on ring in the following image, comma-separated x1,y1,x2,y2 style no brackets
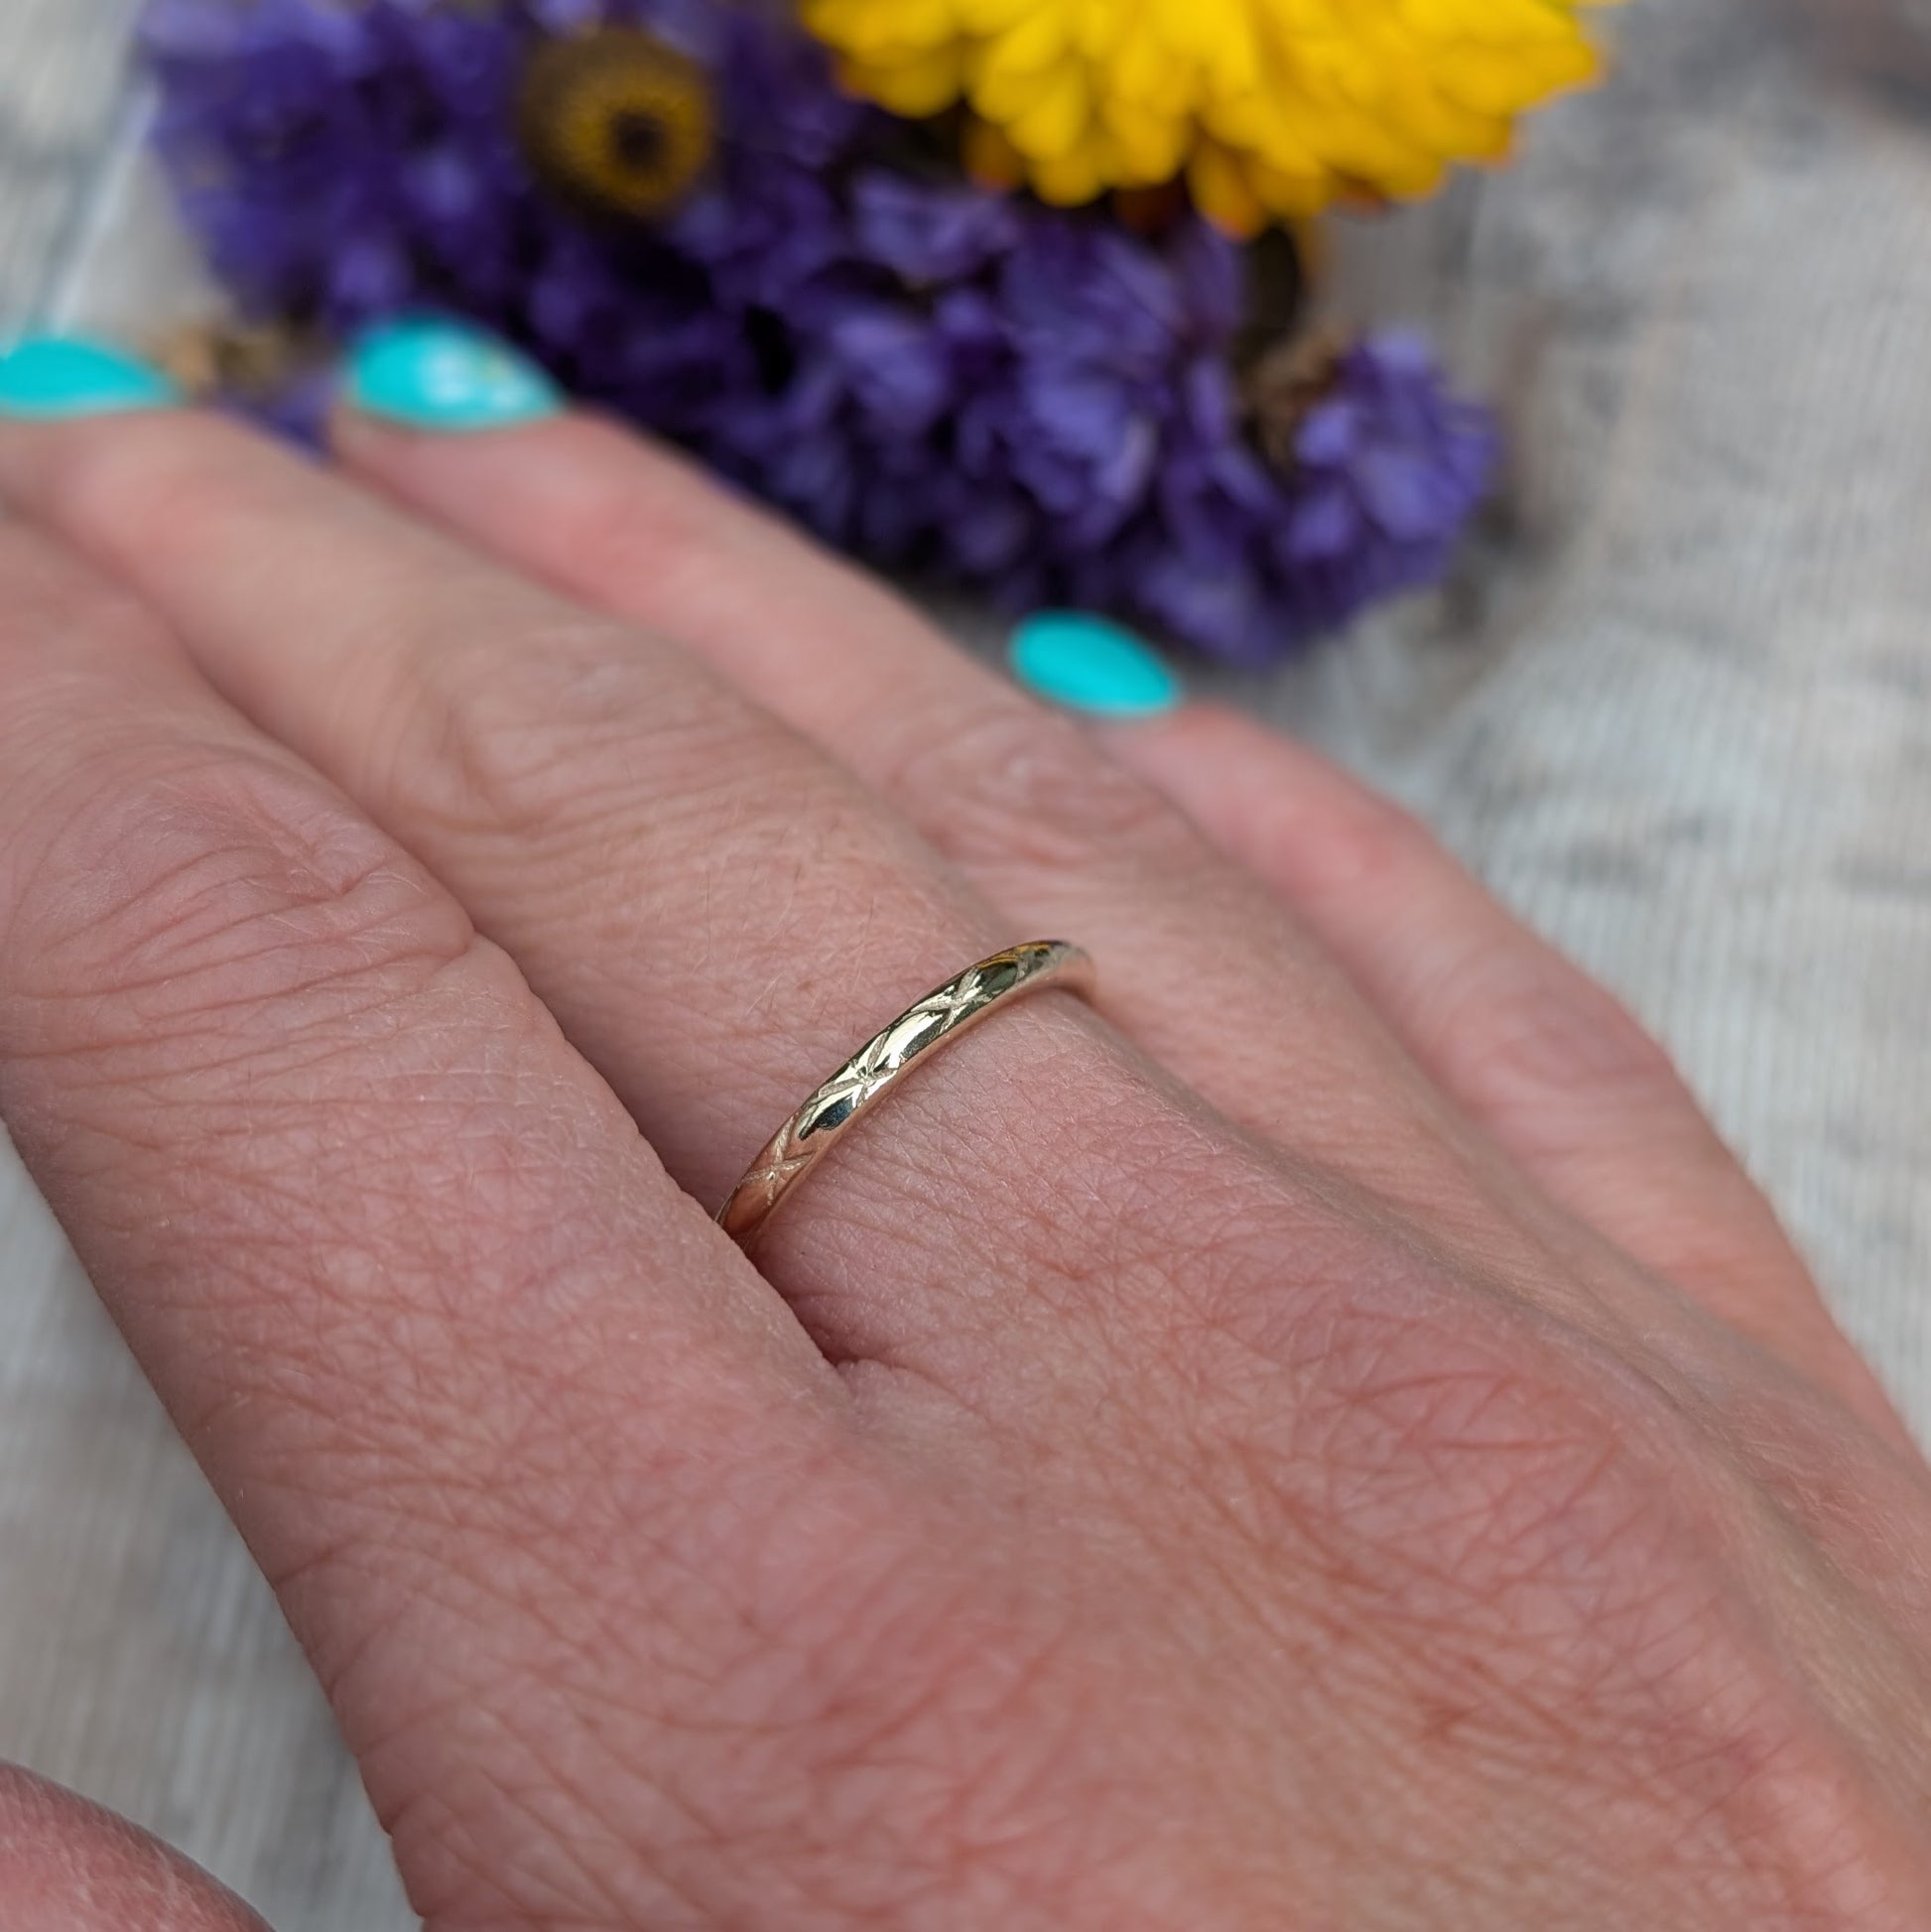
717,941,1094,1244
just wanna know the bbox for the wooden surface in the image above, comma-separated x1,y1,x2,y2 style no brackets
3,2,1930,1925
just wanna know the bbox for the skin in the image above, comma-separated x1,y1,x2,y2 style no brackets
0,402,1927,1929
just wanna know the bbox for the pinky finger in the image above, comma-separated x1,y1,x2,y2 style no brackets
1110,704,1908,1444
0,1766,270,1932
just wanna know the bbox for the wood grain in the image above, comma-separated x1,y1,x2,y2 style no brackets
3,0,1929,1925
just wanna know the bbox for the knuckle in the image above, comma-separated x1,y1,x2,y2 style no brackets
1432,947,1688,1120
1261,781,1439,902
887,697,1185,874
541,423,725,591
376,617,951,982
7,740,470,1048
387,615,794,848
37,412,269,566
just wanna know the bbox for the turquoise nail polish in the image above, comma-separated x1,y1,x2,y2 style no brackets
1008,610,1183,719
0,335,181,420
346,318,562,433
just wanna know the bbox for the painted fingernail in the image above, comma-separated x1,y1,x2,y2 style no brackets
1008,610,1184,719
0,334,182,420
345,318,562,433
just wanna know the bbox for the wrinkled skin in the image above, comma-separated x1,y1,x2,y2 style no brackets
0,399,1927,1931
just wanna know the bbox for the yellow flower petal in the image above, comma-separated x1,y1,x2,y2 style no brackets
1035,145,1112,204
1005,66,1096,160
1188,141,1267,235
843,49,965,119
805,0,1603,220
1101,96,1191,184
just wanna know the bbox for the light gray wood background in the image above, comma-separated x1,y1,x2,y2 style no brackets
2,1,1929,1925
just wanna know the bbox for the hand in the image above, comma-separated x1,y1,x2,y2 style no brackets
1,349,1927,1931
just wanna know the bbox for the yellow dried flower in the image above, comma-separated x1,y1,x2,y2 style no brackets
800,0,1605,233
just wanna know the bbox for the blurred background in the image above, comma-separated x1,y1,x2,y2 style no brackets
2,1,1929,1925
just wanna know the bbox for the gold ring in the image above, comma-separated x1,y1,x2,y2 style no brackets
717,941,1095,1246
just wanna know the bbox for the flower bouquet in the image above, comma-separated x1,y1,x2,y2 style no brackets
138,0,1604,665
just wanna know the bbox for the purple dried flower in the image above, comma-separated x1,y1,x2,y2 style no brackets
140,0,1497,663
850,172,1020,285
1281,331,1501,632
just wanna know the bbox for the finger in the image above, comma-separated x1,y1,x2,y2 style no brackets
0,405,1269,1389
0,1767,270,1932
326,405,1533,1226
317,406,1904,1431
0,519,865,1923
1109,703,1908,1439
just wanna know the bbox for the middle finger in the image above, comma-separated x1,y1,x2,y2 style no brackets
328,406,1575,1246
0,405,1299,1389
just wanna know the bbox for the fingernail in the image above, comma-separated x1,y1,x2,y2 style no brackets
0,334,182,420
1008,611,1184,719
344,318,562,433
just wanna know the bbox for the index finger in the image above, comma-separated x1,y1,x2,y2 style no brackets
0,517,850,1923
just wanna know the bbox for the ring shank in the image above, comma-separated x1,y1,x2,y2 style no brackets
715,941,1095,1246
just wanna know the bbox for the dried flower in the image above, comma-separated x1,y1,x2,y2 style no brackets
801,0,1603,232
140,0,1498,663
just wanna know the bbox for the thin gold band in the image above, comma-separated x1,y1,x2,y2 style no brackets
716,941,1095,1247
